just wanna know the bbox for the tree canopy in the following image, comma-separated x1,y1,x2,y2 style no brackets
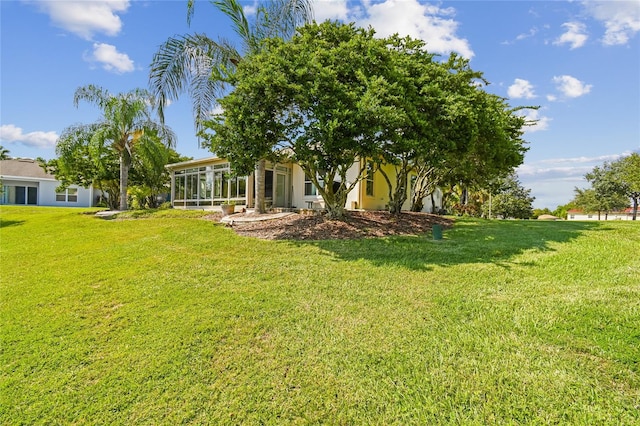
576,152,640,220
484,172,535,219
202,21,532,219
44,86,176,210
614,153,640,219
150,0,314,213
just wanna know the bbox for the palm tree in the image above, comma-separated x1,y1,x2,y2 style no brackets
149,0,314,213
73,85,176,210
0,145,10,160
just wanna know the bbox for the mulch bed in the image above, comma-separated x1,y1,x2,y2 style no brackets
220,210,452,240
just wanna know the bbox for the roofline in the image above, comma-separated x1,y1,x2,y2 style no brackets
0,175,57,182
165,156,222,170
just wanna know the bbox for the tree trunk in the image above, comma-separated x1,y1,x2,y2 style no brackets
390,170,408,215
632,196,638,220
378,164,407,215
255,159,266,214
324,193,347,219
119,152,130,211
320,182,348,220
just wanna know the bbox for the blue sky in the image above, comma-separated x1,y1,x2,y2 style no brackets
1,0,639,209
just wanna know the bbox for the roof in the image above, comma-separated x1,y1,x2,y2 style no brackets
568,208,633,214
537,214,559,220
0,159,56,180
165,156,220,170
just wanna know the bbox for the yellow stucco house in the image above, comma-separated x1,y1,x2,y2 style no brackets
166,156,442,213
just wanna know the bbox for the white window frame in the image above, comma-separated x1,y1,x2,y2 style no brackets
56,187,78,203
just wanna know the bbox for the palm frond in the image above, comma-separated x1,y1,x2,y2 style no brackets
144,121,178,149
214,0,254,49
255,0,314,42
73,85,111,109
149,33,239,129
186,0,196,26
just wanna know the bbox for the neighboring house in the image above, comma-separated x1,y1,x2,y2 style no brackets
567,208,635,221
0,159,96,207
166,156,442,213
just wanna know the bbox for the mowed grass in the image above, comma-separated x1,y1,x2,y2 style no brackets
1,206,638,424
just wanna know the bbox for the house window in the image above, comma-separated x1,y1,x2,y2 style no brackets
304,174,324,196
229,175,247,199
365,161,375,197
56,188,77,202
173,163,247,206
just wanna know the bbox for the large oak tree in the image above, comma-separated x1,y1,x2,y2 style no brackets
202,22,401,219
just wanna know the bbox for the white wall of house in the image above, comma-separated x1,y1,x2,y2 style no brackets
346,160,364,210
567,211,634,221
290,163,323,209
404,187,443,213
39,180,94,207
1,177,94,207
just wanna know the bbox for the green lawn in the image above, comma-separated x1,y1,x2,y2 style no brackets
1,206,638,424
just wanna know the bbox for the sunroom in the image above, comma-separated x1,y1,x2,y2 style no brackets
167,156,299,211
167,157,251,209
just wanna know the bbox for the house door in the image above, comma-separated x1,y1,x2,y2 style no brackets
264,170,274,207
27,187,37,205
275,173,287,207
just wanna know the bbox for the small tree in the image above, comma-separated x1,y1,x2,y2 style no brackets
72,85,176,210
532,208,553,219
410,88,531,213
0,145,10,160
585,161,630,219
613,152,640,220
484,173,535,219
129,137,189,208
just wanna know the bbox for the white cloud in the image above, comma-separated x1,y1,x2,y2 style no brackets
540,152,632,165
310,0,474,58
357,0,474,58
243,1,258,16
84,43,134,74
502,26,539,45
314,0,350,22
517,151,632,208
210,105,224,116
552,75,592,98
508,79,536,99
516,26,539,41
582,0,640,46
0,124,58,149
519,109,551,133
29,0,130,40
518,153,630,179
553,22,588,49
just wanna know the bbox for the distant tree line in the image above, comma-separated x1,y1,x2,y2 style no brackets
552,152,639,220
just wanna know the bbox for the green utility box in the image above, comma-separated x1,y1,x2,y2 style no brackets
432,224,443,240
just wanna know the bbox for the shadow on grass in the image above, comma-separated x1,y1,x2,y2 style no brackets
292,219,602,271
0,219,25,228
